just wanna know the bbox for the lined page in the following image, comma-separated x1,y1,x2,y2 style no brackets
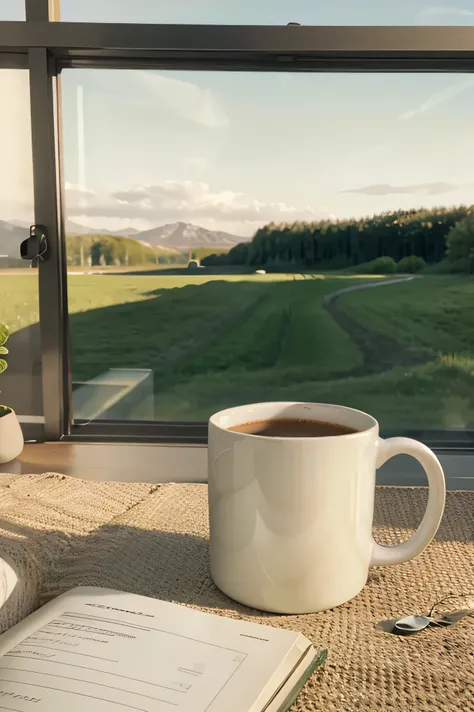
0,587,308,712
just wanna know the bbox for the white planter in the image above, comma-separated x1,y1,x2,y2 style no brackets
0,409,24,464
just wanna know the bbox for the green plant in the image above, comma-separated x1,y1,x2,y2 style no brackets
0,323,10,418
0,323,8,375
397,255,426,273
423,257,471,274
352,256,397,274
446,216,474,272
370,256,397,273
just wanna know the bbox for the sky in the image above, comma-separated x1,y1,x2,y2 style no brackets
5,0,474,25
2,1,474,236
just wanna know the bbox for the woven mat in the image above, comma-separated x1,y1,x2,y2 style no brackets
0,474,473,711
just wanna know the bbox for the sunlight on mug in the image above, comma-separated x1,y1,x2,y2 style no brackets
208,402,446,614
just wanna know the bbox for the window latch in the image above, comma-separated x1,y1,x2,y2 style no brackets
20,224,48,262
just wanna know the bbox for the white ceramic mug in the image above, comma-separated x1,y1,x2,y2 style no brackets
208,402,446,614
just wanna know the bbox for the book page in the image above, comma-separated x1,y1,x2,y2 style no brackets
0,587,308,712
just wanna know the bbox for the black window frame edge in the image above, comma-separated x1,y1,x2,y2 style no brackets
64,421,474,451
2,13,474,450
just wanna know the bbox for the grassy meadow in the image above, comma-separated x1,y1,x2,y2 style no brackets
2,270,474,429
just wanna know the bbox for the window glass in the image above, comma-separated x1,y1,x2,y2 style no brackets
0,68,43,423
62,68,474,432
60,0,474,25
0,1,24,20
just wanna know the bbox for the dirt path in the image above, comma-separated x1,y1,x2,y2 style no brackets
322,276,436,376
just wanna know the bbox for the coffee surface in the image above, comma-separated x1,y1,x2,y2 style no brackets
227,418,357,438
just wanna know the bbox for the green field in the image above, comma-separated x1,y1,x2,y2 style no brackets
3,271,474,428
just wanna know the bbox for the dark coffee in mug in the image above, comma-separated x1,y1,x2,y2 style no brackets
227,418,357,438
210,402,446,613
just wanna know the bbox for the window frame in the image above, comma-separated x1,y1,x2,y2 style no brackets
0,51,44,441
2,3,474,450
0,52,28,68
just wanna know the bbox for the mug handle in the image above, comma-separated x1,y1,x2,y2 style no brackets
370,437,446,567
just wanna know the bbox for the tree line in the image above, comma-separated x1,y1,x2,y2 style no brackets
202,205,474,270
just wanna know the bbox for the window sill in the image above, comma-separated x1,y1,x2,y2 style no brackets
0,442,206,483
0,442,472,490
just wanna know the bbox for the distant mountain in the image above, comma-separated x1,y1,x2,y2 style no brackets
66,220,139,237
135,240,179,253
1,219,245,256
135,222,246,249
9,219,31,229
7,218,93,236
0,220,28,257
111,227,140,237
66,220,93,235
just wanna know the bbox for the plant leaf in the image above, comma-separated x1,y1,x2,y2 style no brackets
0,346,8,355
0,323,9,348
314,649,328,668
0,359,7,374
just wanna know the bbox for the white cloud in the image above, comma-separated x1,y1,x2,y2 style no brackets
418,5,474,17
112,182,323,223
63,182,98,212
399,76,474,120
136,73,228,128
91,70,228,128
65,180,329,236
64,182,95,194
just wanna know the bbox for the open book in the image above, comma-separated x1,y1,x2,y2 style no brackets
0,587,324,712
